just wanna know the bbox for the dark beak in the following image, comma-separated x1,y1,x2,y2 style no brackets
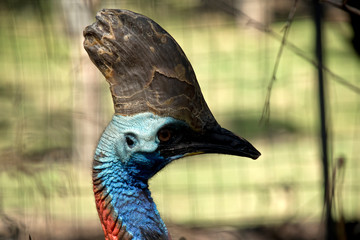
159,125,261,160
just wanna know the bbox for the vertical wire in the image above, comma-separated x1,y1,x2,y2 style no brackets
312,1,334,239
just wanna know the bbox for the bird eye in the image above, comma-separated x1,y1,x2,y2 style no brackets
157,128,172,142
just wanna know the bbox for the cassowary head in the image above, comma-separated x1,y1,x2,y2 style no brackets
83,9,260,240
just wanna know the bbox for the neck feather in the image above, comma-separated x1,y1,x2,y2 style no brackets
92,119,169,240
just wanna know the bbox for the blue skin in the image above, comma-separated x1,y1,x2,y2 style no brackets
93,113,186,239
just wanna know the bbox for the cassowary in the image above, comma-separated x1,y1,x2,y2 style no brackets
83,9,260,240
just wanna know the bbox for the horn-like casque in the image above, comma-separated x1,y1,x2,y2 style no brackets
83,9,217,132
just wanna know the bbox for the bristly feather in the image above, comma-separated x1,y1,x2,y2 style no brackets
140,226,169,240
92,114,182,239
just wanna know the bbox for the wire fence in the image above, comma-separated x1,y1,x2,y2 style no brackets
0,0,360,239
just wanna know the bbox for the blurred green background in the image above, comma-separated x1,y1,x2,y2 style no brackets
0,0,359,239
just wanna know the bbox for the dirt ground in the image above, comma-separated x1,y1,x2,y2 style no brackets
2,214,359,240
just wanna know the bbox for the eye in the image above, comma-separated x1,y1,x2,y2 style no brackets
125,135,136,148
157,128,172,142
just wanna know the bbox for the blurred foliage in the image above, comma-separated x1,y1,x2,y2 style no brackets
0,1,71,156
1,0,52,13
0,1,359,238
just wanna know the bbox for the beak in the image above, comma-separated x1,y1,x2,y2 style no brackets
159,125,261,160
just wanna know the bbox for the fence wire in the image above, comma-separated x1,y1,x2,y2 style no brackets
0,0,359,239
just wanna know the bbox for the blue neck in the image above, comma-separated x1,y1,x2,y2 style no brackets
93,115,171,239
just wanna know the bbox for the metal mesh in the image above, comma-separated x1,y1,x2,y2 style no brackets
0,0,359,239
